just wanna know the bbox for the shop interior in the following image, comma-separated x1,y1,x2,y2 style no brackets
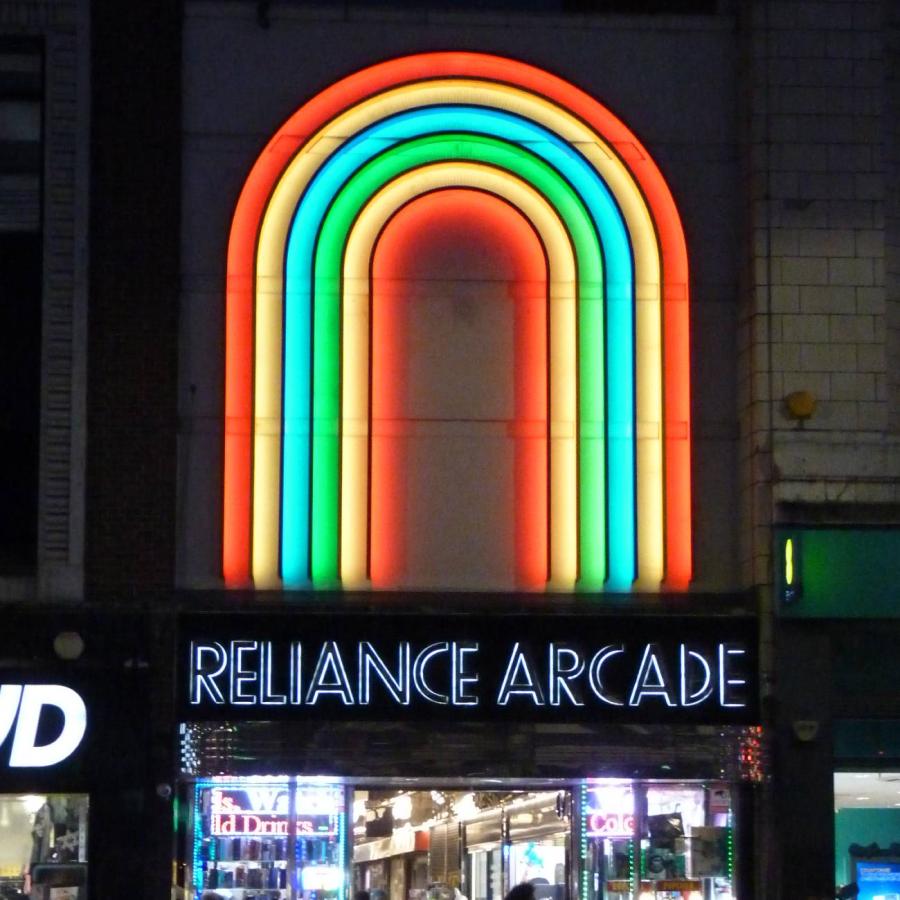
834,772,900,900
0,793,89,898
184,779,737,900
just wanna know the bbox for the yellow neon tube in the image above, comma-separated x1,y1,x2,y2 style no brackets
253,79,662,586
785,538,794,586
340,163,578,589
251,276,283,588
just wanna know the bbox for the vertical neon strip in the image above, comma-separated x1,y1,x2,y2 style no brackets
785,537,794,586
339,268,369,588
369,252,409,587
310,271,342,586
251,270,283,587
634,282,663,590
259,158,329,587
333,162,578,587
578,262,606,588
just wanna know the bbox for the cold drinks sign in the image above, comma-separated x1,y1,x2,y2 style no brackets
180,613,757,724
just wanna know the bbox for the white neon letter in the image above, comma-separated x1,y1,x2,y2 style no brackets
306,642,355,706
679,645,714,707
9,685,87,768
588,645,625,706
719,644,748,708
452,642,480,706
190,642,228,705
290,642,303,705
412,643,450,705
358,642,410,705
230,640,259,705
549,645,585,706
497,643,545,706
628,644,675,707
260,642,287,705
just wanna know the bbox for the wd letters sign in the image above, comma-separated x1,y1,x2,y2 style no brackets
0,684,87,768
180,613,758,725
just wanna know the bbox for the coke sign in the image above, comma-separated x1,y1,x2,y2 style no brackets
586,811,635,839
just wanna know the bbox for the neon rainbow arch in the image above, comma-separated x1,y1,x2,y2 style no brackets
223,52,692,592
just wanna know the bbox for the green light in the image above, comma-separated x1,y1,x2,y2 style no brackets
785,537,794,585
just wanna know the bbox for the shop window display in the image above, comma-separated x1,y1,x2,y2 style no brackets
187,778,346,900
583,781,735,900
181,781,739,900
0,793,88,898
834,771,900,900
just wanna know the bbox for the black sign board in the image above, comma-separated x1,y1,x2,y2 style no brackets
179,612,758,725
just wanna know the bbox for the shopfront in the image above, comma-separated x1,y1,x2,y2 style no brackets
172,608,760,900
775,527,900,899
0,675,90,896
0,610,158,900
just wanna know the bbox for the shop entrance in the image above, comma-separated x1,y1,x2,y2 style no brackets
181,778,739,900
353,789,569,900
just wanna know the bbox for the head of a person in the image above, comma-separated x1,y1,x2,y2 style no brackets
355,890,371,900
504,883,536,900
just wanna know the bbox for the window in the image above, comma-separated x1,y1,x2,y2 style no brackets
0,39,42,573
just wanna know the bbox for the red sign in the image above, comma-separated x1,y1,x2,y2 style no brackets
211,812,337,837
586,811,635,838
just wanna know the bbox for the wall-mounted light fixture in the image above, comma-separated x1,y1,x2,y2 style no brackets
52,631,84,661
781,533,802,604
784,390,816,422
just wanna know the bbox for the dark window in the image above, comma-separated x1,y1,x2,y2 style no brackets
275,0,718,13
0,38,42,572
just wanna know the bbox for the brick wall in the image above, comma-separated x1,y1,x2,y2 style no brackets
887,1,900,431
85,0,182,593
0,0,88,600
740,0,899,590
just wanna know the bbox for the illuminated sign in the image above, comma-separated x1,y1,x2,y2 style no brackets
223,52,692,593
209,784,341,837
0,684,87,768
584,784,635,839
180,614,757,724
855,860,900,900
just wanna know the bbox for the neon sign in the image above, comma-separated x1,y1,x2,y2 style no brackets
222,52,692,593
180,614,757,724
0,684,87,768
209,785,340,837
584,783,635,839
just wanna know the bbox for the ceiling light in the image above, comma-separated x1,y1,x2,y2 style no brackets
20,795,46,815
393,794,412,821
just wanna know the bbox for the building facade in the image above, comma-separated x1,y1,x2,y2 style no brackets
0,1,897,899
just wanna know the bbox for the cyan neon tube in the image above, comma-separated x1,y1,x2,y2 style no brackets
281,107,635,587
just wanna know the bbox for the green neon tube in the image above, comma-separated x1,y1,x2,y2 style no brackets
310,133,605,585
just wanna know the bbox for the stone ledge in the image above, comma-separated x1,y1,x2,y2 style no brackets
772,431,900,506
